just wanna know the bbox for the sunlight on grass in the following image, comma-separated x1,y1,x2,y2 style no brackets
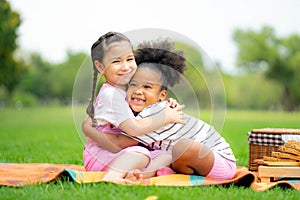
0,107,300,199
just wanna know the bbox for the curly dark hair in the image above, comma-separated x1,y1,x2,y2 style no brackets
134,39,186,88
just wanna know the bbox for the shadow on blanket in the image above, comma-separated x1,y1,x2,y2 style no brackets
0,163,299,191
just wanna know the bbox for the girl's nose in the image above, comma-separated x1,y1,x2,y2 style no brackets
134,87,143,94
121,62,130,70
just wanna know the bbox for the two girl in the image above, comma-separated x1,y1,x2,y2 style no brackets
83,31,236,183
83,32,184,183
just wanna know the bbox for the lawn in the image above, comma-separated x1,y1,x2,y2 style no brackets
0,106,300,199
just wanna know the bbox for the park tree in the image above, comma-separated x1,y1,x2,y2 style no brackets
17,51,87,105
19,53,53,103
0,0,24,97
233,26,300,111
175,42,208,107
50,51,86,104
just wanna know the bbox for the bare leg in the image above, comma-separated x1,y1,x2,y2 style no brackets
171,139,214,176
102,152,149,184
141,153,172,179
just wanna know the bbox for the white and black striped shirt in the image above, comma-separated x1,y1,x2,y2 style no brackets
122,101,236,162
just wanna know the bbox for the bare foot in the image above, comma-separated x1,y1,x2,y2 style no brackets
125,169,143,181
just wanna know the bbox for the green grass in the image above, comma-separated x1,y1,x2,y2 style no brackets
1,107,300,199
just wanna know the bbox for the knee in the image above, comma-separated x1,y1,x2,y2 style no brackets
172,139,197,160
129,152,151,168
173,139,193,152
172,139,212,161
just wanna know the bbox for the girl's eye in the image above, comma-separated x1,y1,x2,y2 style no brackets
127,58,134,61
144,85,151,89
128,83,137,87
112,60,119,64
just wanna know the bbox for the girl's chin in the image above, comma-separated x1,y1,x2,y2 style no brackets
132,109,143,113
131,105,144,113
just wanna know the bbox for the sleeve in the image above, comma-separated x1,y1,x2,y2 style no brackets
94,86,134,127
122,101,170,144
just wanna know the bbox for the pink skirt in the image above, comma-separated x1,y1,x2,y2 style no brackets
83,139,164,172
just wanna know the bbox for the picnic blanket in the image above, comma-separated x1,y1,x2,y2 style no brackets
1,163,300,192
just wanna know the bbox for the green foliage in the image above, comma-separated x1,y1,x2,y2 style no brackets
0,1,89,106
3,5,297,111
174,41,211,108
233,26,278,72
50,51,87,104
12,91,38,107
233,26,300,110
16,51,88,105
175,41,204,70
223,73,283,110
0,0,24,95
12,37,291,111
280,34,300,109
18,53,53,102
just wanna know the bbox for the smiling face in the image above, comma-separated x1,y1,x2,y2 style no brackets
94,41,137,90
126,66,167,113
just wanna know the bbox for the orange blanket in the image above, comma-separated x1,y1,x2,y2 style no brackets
1,163,300,191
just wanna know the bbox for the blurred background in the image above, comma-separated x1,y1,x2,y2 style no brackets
1,0,300,111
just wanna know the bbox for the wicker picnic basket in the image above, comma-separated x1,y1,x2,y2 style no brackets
248,128,300,171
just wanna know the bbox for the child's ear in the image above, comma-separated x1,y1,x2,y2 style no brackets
159,90,167,101
94,60,105,74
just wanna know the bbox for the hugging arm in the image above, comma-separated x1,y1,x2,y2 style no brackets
82,117,139,153
120,101,185,137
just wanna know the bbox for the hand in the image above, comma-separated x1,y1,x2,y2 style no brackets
164,101,186,124
167,98,179,108
82,116,93,128
92,118,98,127
82,115,99,128
167,100,185,112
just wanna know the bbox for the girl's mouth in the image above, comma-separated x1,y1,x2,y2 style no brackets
131,97,145,103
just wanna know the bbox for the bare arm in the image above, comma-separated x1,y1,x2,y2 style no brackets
119,101,185,137
82,117,138,153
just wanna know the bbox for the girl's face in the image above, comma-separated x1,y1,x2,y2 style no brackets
95,41,137,90
127,67,167,113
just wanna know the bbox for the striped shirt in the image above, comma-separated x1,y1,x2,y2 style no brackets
122,101,236,162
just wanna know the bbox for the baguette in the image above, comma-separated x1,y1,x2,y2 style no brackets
284,140,300,151
263,156,295,162
279,145,300,156
272,151,300,161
